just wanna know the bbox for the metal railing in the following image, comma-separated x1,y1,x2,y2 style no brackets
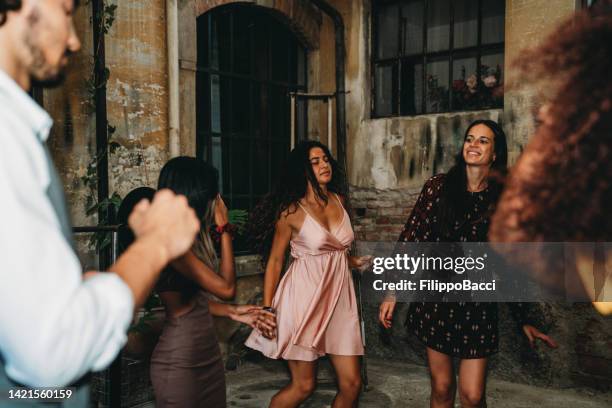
72,225,122,407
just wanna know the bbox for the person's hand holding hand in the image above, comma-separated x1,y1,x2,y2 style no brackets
229,305,261,328
129,189,200,262
254,308,277,340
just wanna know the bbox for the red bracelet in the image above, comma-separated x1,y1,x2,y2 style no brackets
214,223,235,236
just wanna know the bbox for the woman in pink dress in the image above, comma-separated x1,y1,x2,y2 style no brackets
246,141,369,407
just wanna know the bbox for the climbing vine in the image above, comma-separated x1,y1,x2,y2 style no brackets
81,0,120,251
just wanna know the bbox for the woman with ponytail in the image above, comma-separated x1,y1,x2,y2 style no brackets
150,156,274,408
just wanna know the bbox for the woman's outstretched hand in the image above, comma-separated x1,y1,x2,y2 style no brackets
349,255,373,272
378,299,396,329
522,325,558,348
214,194,229,227
228,305,260,328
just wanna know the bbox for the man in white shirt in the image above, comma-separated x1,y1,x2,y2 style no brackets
0,1,200,405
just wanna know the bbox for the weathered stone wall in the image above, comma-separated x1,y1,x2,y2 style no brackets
46,3,98,269
105,0,169,196
349,111,502,242
50,0,172,208
503,0,577,161
47,5,96,228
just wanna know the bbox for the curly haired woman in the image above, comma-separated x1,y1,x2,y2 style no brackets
489,4,612,314
246,141,369,408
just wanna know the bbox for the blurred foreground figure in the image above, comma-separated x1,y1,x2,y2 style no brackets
0,1,199,406
489,3,612,314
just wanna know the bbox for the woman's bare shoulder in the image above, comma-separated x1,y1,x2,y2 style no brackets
279,202,305,228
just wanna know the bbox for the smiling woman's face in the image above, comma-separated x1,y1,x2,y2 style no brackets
309,147,332,186
463,124,496,167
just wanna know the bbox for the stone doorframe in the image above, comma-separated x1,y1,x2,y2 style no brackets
176,0,322,155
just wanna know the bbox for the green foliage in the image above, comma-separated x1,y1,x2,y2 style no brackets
102,3,117,34
85,1,116,109
81,0,121,251
87,192,122,251
228,209,249,235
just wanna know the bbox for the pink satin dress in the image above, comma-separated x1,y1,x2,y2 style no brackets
246,195,364,361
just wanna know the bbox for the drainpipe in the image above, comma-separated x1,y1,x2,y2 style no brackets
166,0,180,157
310,0,348,176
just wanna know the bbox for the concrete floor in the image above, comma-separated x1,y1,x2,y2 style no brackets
226,357,611,408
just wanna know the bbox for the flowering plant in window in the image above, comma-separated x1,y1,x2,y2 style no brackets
427,74,450,112
452,64,504,110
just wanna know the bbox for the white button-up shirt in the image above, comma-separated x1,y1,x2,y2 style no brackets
0,69,134,387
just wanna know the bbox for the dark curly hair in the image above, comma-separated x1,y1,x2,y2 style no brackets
248,140,349,265
0,0,80,26
490,5,612,243
437,119,508,239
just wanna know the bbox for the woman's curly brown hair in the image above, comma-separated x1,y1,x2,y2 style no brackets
490,5,612,243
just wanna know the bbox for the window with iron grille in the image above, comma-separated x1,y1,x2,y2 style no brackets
196,5,307,252
372,0,505,117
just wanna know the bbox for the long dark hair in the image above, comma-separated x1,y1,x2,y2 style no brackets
117,186,156,255
248,140,348,264
437,119,508,238
158,156,220,268
0,0,80,26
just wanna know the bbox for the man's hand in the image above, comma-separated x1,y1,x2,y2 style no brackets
128,189,200,262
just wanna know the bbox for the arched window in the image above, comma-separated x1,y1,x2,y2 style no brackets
196,4,307,210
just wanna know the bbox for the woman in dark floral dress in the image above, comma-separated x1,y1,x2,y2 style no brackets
379,120,557,408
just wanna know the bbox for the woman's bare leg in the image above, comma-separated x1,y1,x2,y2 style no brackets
269,360,317,408
426,347,455,408
329,355,362,408
458,358,487,408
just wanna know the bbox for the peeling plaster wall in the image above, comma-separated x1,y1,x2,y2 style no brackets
50,0,172,207
47,5,96,228
45,5,98,269
105,0,169,196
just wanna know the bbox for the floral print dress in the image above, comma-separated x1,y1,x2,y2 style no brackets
399,174,529,358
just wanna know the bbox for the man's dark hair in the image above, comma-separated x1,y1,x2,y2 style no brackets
0,0,80,26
